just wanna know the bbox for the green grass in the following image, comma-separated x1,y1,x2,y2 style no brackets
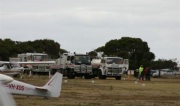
14,75,180,106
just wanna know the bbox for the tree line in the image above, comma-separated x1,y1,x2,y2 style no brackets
0,37,178,70
0,38,67,60
89,37,178,70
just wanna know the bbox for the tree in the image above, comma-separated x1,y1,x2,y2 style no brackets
0,39,17,60
88,51,97,60
33,39,61,59
95,46,105,52
93,37,155,69
151,59,177,69
0,38,67,61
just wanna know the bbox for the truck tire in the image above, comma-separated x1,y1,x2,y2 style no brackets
92,68,98,77
98,70,103,79
98,70,106,79
23,69,30,75
67,70,75,79
115,76,121,80
102,75,106,79
51,69,57,75
84,74,91,79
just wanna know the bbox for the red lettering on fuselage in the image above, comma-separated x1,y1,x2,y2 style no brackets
8,84,24,91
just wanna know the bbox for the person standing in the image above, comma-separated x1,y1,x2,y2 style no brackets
147,67,151,81
144,67,151,81
134,69,139,80
139,65,144,81
144,67,149,80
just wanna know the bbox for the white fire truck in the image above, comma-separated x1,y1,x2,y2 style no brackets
51,53,93,79
91,57,129,80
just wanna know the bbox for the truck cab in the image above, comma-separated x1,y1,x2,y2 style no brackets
55,53,92,79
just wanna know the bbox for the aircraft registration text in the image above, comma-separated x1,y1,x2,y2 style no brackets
8,84,24,91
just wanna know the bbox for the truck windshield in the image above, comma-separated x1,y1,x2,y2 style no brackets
106,58,123,64
74,55,91,65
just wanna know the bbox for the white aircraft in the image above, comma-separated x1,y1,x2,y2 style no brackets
0,72,63,98
0,61,24,77
0,60,56,76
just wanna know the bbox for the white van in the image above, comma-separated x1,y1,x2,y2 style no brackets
152,69,176,77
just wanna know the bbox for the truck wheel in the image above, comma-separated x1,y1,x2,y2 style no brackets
92,68,98,77
98,70,103,79
23,70,30,75
51,69,57,75
115,76,121,80
102,75,106,79
67,70,75,79
84,75,91,79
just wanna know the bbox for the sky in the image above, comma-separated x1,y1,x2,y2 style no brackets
0,0,180,62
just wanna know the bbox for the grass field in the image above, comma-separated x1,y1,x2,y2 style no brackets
13,75,180,106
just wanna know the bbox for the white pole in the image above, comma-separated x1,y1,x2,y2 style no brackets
49,71,51,78
29,70,32,76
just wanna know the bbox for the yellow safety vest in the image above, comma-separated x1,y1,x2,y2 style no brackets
139,66,143,75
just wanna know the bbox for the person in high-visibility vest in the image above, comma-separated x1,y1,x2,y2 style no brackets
139,65,144,80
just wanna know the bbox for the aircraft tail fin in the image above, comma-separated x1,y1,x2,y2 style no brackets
39,72,63,97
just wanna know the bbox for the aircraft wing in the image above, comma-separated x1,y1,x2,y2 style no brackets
18,61,56,64
0,61,10,64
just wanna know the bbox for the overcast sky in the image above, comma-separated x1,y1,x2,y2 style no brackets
1,0,180,62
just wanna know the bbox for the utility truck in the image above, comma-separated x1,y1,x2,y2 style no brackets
91,57,129,80
51,53,92,79
9,53,55,75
